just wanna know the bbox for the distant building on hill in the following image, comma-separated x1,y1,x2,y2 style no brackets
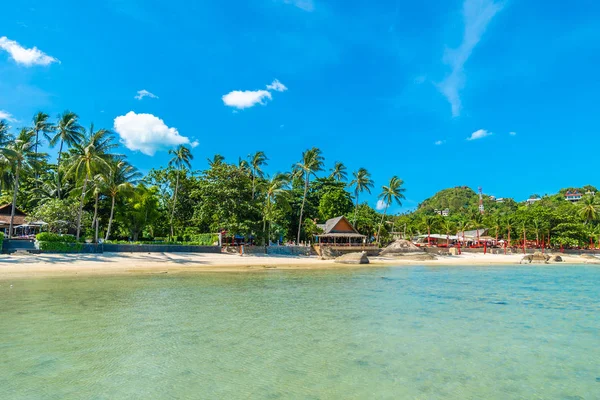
434,208,450,217
565,191,583,202
526,197,541,205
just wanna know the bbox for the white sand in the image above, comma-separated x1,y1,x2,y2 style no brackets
0,251,595,279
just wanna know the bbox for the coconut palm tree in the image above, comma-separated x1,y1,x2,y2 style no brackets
207,154,224,168
237,157,251,175
0,120,15,158
349,168,374,225
101,159,140,240
504,215,515,247
376,176,406,245
168,144,193,238
7,129,40,238
47,111,84,198
249,151,268,200
470,212,484,245
578,195,599,224
329,162,347,182
66,125,115,239
421,214,439,246
31,112,53,155
488,214,503,245
456,216,470,246
441,219,455,247
292,147,324,244
262,173,290,245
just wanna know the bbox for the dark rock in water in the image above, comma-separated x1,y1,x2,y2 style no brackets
596,377,600,382
335,252,369,264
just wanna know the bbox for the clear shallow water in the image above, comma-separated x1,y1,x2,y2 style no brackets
1,266,599,399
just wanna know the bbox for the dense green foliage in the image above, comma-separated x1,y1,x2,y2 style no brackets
37,241,84,253
36,232,77,243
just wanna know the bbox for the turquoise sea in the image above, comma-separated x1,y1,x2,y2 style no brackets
1,266,599,399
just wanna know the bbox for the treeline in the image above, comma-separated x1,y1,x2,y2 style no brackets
393,187,600,248
0,111,405,244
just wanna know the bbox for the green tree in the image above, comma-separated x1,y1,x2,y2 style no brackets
48,111,84,198
292,147,324,244
101,159,140,240
168,145,193,238
376,176,406,245
249,151,268,200
318,189,353,221
349,168,374,225
31,112,53,156
329,161,347,182
207,154,224,168
262,173,290,244
7,129,41,237
441,219,455,247
66,125,115,239
578,195,599,224
421,214,439,246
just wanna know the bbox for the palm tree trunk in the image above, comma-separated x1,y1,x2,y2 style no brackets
105,195,116,241
508,228,511,248
170,170,180,239
92,191,99,243
376,205,388,245
297,175,309,245
8,164,20,239
57,140,64,199
34,129,40,188
76,173,89,240
353,193,359,225
428,227,431,246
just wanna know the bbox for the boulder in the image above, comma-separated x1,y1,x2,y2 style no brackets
335,252,369,264
520,252,550,264
550,255,563,262
381,239,424,256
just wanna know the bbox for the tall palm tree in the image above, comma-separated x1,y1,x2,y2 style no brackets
263,173,290,245
7,129,39,238
207,154,224,168
249,151,268,200
66,125,115,239
101,159,140,240
47,111,83,198
237,157,251,175
504,215,515,247
292,147,324,244
32,112,53,155
376,176,406,245
578,195,599,224
456,217,470,247
0,120,15,158
90,174,103,243
329,162,347,182
470,212,484,245
441,219,455,247
421,214,439,246
488,214,503,245
168,145,193,239
349,168,374,225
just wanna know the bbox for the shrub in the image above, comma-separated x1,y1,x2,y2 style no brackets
38,241,84,253
0,231,4,248
36,232,77,243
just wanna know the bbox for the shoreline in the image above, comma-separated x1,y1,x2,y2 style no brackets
1,251,598,280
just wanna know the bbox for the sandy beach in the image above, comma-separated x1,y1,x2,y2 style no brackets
0,251,597,279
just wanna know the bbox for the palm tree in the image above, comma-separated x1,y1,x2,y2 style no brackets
488,214,503,245
470,212,484,245
7,129,39,238
90,174,103,243
207,154,224,168
249,151,268,200
578,195,599,224
0,120,15,158
421,214,439,246
456,216,470,247
292,147,324,244
47,111,83,198
504,215,515,247
168,145,193,239
66,125,115,239
32,112,53,155
349,168,374,225
329,162,347,182
441,219,455,247
237,157,251,175
101,159,140,240
263,173,290,245
376,176,406,245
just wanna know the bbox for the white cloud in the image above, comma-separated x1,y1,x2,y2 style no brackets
283,0,314,12
467,129,492,141
438,0,503,117
113,111,195,156
222,90,272,109
376,199,387,211
266,79,288,92
0,110,17,122
509,131,517,136
134,89,158,100
434,140,445,145
0,36,58,66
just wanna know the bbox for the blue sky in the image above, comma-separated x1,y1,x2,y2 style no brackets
1,0,599,214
